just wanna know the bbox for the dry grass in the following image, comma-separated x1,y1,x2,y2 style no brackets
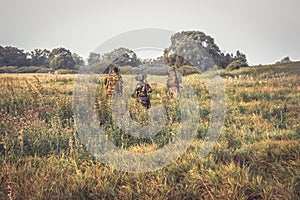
0,63,299,199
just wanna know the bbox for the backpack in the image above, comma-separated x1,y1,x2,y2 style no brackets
135,82,152,109
136,82,152,97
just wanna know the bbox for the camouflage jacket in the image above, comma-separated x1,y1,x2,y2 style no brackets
135,82,152,98
104,73,123,97
166,69,182,89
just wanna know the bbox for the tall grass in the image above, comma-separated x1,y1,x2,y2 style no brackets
0,64,299,199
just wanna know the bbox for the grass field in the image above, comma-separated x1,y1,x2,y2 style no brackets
0,62,299,199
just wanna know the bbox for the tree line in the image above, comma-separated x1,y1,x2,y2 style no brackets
0,46,85,70
0,30,248,72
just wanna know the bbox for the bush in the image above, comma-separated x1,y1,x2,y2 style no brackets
0,66,53,73
0,66,18,73
226,60,247,71
55,69,78,74
119,66,132,74
177,65,199,75
126,66,168,75
17,66,52,73
37,68,53,73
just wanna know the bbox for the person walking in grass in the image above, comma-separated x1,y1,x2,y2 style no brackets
104,65,123,98
96,64,123,125
134,73,152,109
166,66,181,97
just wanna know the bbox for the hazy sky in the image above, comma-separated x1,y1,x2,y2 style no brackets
0,0,299,65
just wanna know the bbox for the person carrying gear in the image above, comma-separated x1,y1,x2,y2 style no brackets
104,65,123,98
134,74,152,109
166,66,182,97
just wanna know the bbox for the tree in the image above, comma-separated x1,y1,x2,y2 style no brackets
87,52,101,65
0,46,29,67
235,50,247,64
275,56,292,64
72,53,85,69
164,31,221,70
102,47,141,67
164,31,248,69
281,56,290,62
0,46,5,66
163,49,190,68
48,47,75,70
29,49,50,67
281,56,291,64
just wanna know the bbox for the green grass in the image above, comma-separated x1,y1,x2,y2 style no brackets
0,62,299,199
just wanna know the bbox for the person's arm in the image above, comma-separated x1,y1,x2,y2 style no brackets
134,83,141,98
166,75,171,88
104,75,108,88
118,76,123,94
147,84,152,93
178,72,182,83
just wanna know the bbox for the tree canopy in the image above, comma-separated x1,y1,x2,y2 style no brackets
164,31,248,70
87,52,101,66
29,49,50,67
0,30,251,73
0,46,29,67
48,48,76,70
102,47,141,67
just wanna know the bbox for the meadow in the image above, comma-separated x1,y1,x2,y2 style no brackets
0,62,299,199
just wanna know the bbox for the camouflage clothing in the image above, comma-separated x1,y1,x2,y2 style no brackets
166,66,181,97
104,67,123,98
135,75,152,109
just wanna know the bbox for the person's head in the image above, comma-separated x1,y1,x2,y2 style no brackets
168,66,176,73
142,73,147,80
135,74,144,82
110,65,119,74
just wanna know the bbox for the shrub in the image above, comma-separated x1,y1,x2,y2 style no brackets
226,60,247,71
119,66,132,74
177,65,199,75
0,66,53,73
37,67,53,73
0,66,18,73
55,69,78,74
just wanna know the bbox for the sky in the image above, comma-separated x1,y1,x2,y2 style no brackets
0,0,299,65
